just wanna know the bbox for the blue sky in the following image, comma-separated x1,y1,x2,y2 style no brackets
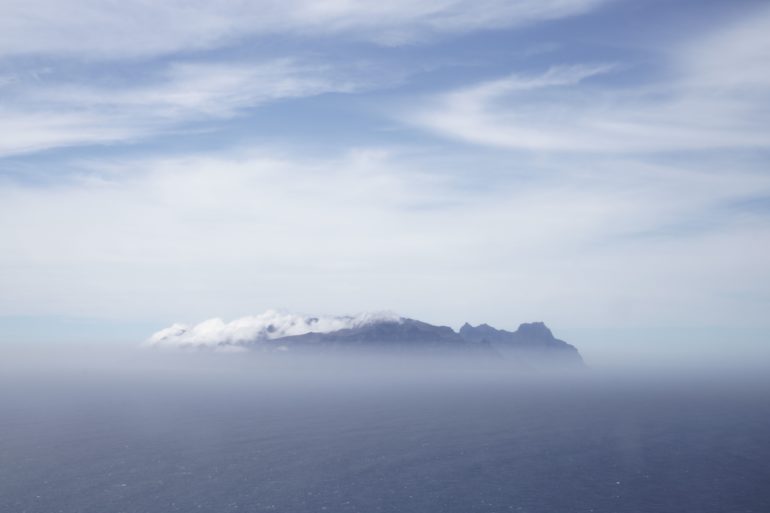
1,0,769,365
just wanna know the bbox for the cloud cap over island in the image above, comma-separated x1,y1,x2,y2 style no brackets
147,310,402,349
146,310,584,368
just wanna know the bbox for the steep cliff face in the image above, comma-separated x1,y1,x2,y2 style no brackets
459,321,584,367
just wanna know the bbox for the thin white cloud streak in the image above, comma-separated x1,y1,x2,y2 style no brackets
0,59,363,156
43,60,361,117
147,310,401,349
1,148,769,329
408,6,770,152
0,0,607,58
0,111,143,156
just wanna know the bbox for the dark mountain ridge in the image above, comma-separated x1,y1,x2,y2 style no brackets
459,321,584,367
252,317,584,368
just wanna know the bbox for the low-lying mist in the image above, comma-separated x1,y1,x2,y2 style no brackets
2,339,769,388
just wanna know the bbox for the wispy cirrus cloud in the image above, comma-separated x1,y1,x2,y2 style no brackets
0,0,610,157
0,59,366,156
0,0,608,58
40,60,363,117
407,5,770,153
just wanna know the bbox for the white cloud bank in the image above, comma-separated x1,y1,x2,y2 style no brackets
2,148,769,331
146,310,401,350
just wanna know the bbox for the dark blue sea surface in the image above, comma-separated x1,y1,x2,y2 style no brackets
1,365,769,513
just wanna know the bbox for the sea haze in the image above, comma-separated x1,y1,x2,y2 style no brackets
1,353,769,513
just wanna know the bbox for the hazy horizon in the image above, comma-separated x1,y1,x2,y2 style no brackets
2,308,768,370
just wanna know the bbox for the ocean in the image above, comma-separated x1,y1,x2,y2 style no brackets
1,358,769,513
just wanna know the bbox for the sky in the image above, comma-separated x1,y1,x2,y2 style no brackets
1,0,769,366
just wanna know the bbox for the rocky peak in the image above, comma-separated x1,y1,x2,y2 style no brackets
515,322,554,340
